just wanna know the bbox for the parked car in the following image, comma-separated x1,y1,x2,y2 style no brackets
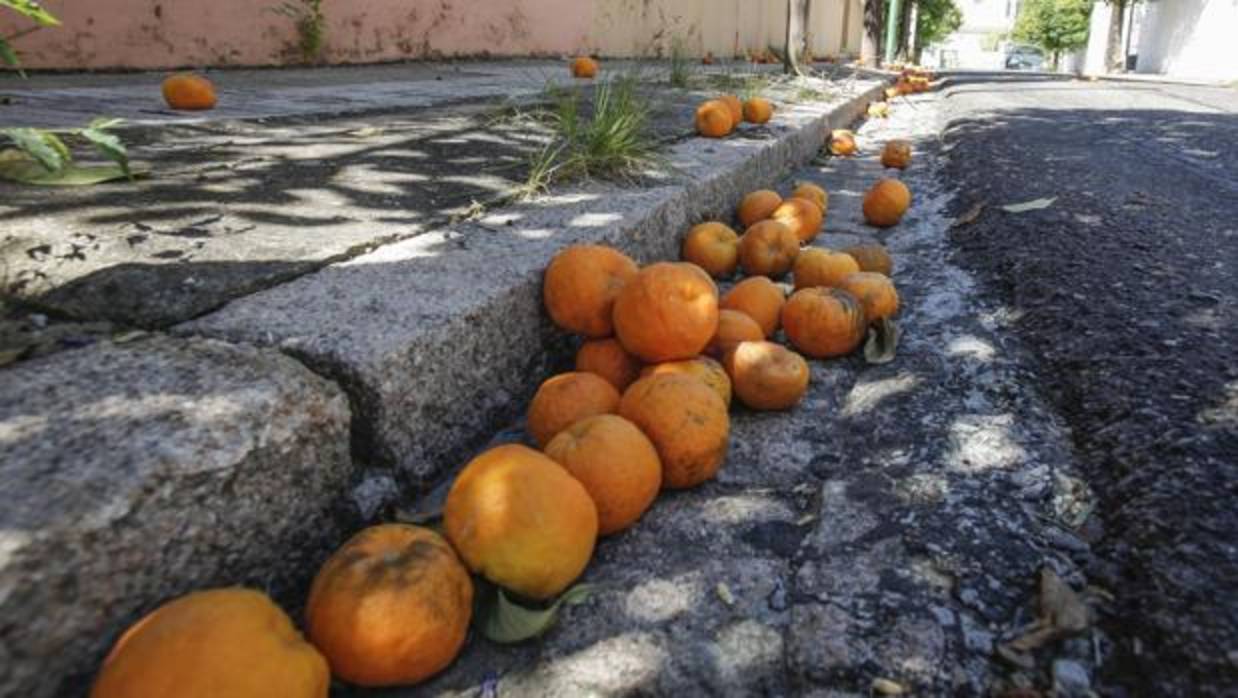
1005,44,1045,71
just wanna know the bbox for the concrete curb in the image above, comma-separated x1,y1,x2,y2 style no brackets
178,78,889,496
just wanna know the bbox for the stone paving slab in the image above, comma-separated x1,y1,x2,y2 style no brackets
344,86,1101,697
178,78,885,494
0,335,353,698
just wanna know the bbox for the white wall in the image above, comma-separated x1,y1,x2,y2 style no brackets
1135,0,1238,81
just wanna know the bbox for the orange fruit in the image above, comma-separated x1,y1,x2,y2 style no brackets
720,276,785,337
792,247,860,290
781,287,868,358
612,262,720,363
827,129,857,156
91,588,328,698
842,243,894,276
543,244,639,337
544,414,662,535
718,94,743,125
571,56,599,78
696,99,734,138
770,197,824,244
305,525,472,687
867,101,890,118
444,444,598,600
791,182,828,214
576,337,643,392
881,139,912,169
743,97,774,124
682,221,740,278
640,356,732,406
527,371,621,447
862,178,912,228
619,374,730,489
161,73,217,111
839,272,900,322
706,308,765,358
723,341,810,410
738,219,799,279
737,189,782,227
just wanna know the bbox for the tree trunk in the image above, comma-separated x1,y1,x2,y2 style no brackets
1105,0,1127,73
861,0,882,66
897,0,913,61
784,0,808,75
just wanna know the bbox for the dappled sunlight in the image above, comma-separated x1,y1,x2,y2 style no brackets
707,619,783,681
946,334,997,362
568,212,625,228
947,413,1027,473
894,473,951,506
502,631,666,695
699,493,791,526
623,573,702,623
841,373,922,417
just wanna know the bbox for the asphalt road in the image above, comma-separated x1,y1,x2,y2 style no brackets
940,74,1237,695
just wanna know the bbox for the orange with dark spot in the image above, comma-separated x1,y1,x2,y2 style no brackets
619,374,730,489
781,287,868,358
738,220,799,279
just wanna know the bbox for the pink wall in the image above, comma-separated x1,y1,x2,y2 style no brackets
1,0,594,70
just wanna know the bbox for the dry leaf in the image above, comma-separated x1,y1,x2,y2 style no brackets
1000,197,1056,213
952,201,985,227
715,582,735,607
872,677,907,694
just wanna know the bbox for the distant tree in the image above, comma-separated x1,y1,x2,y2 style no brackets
914,0,963,59
783,0,809,75
1012,0,1093,69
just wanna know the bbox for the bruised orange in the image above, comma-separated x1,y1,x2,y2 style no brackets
91,588,327,698
444,444,598,600
613,262,720,363
527,371,621,447
737,189,782,227
738,219,799,279
681,221,740,278
862,178,912,228
881,139,912,169
544,414,661,535
791,182,828,214
792,247,860,290
543,244,639,337
619,374,730,489
161,73,218,111
723,341,810,410
828,129,857,156
576,338,643,392
706,308,765,358
770,197,823,244
305,525,472,687
640,355,732,406
839,271,900,322
781,287,868,358
842,243,894,276
696,99,734,138
720,276,785,337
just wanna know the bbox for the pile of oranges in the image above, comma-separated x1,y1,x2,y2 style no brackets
93,68,919,698
696,92,774,137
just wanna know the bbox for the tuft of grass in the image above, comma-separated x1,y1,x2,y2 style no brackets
517,74,659,198
668,36,693,89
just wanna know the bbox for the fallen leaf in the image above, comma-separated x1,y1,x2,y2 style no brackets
1004,568,1091,652
0,149,149,186
112,330,149,344
715,582,736,607
475,582,594,644
952,201,985,227
1000,197,1056,213
872,677,907,694
864,318,900,364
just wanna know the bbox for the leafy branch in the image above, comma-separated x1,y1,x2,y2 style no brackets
1,118,139,185
1,0,60,76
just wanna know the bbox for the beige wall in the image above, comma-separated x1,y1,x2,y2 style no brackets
1,0,861,71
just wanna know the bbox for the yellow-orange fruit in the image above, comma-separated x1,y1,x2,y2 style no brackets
839,271,900,322
640,355,732,406
881,139,912,169
544,414,662,535
527,371,621,447
720,276,785,337
161,73,218,111
305,525,472,687
444,444,598,600
842,243,894,276
696,99,734,138
619,374,730,489
828,129,857,156
737,189,782,227
723,341,810,410
781,287,868,358
743,97,774,124
867,101,890,118
706,308,765,358
738,220,799,279
718,94,743,125
862,178,912,228
613,262,720,363
682,221,740,278
770,197,824,244
543,244,639,337
576,338,643,392
91,589,328,698
791,182,829,214
571,56,599,78
792,247,861,290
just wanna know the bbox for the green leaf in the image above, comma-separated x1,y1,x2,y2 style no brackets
87,117,125,131
79,127,131,178
475,581,595,644
1,128,65,172
0,149,148,186
0,0,61,25
0,37,24,75
864,318,900,364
